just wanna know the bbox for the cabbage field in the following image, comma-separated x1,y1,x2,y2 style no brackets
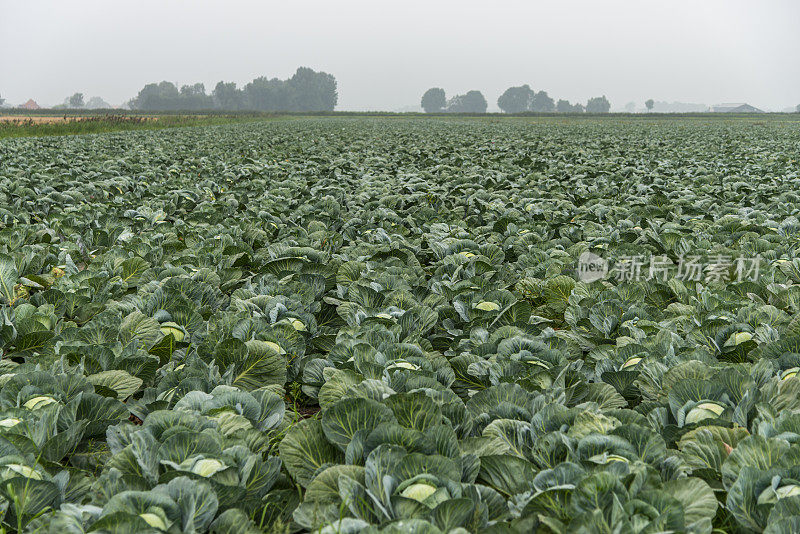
2,116,800,533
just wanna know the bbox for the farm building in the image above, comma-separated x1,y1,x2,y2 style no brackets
711,103,763,113
20,99,41,110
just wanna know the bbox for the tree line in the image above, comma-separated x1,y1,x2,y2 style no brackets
420,89,488,113
421,85,611,113
51,93,112,109
128,67,337,111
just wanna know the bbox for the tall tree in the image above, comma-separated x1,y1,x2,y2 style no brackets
530,91,555,112
446,90,487,113
645,99,654,112
287,67,337,111
0,93,5,107
177,83,211,110
244,77,290,111
212,82,244,110
586,96,611,113
68,93,85,108
796,104,800,113
421,88,446,113
497,85,534,113
129,82,181,110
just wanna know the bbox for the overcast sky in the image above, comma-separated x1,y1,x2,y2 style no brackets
1,0,798,111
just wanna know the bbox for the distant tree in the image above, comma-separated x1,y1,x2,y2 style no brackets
586,96,611,113
68,93,85,108
796,104,800,113
129,82,180,110
645,99,654,112
497,85,534,113
446,90,487,113
179,83,213,110
556,99,572,113
0,93,5,107
421,88,446,113
85,96,111,109
530,91,555,112
623,102,636,113
287,67,338,111
244,77,291,111
212,81,244,110
556,99,585,113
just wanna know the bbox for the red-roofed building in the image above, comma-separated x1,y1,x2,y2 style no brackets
21,99,41,110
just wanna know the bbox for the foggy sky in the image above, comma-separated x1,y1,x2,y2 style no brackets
1,0,798,111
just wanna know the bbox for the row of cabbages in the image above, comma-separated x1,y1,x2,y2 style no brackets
2,118,800,532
